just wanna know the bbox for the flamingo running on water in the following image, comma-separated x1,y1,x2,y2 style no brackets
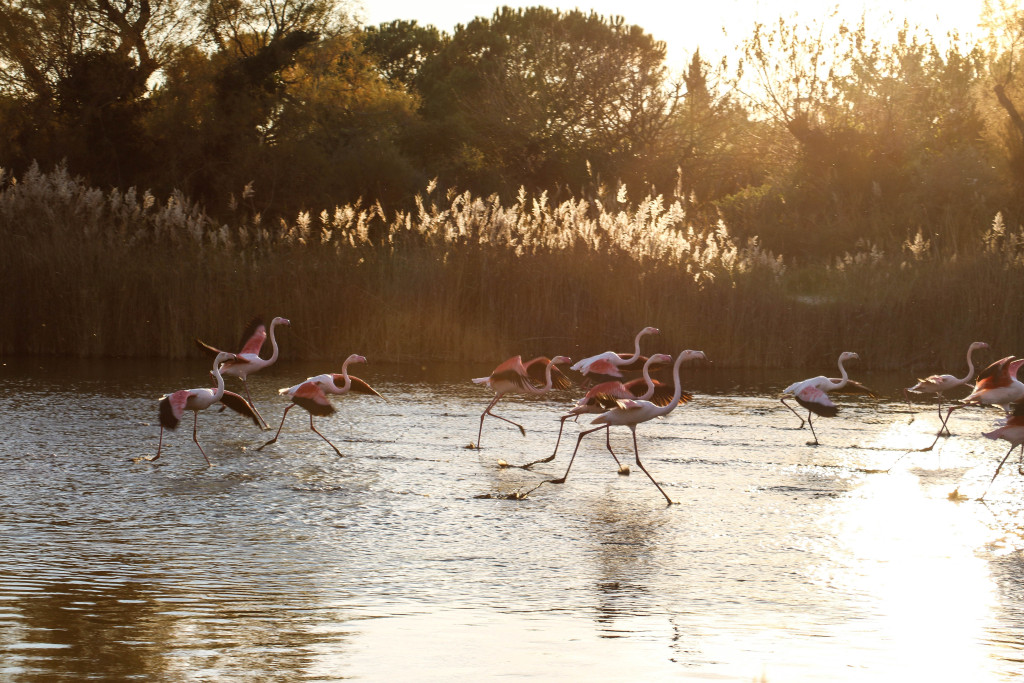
195,316,291,429
933,356,1024,451
548,350,707,505
906,341,989,435
570,327,660,379
138,351,260,467
472,355,572,449
979,401,1024,499
257,354,385,457
513,353,680,472
781,351,873,445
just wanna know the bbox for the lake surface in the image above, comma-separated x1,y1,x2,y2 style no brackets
2,357,1024,681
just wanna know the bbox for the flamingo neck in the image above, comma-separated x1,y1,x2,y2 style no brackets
638,358,659,400
962,345,979,383
651,354,687,416
338,357,356,391
265,320,281,364
622,330,647,364
212,359,226,401
831,356,851,390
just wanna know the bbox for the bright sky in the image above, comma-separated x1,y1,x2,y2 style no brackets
357,0,987,69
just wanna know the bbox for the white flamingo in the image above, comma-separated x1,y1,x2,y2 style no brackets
570,327,660,378
906,341,988,435
781,351,873,445
139,351,260,467
550,350,707,505
258,354,385,456
980,401,1024,499
472,355,572,449
516,353,678,472
195,316,291,429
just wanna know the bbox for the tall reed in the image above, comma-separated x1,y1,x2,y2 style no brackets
2,164,1022,370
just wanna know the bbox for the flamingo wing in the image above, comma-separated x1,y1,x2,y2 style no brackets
521,356,572,390
347,376,385,399
220,391,261,426
194,338,225,358
159,389,190,429
581,357,625,378
237,317,268,356
829,379,876,397
291,381,336,417
795,385,838,417
974,356,1015,391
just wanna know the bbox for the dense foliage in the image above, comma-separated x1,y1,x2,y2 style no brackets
6,3,1024,364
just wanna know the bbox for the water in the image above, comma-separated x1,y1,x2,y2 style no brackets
2,357,1024,680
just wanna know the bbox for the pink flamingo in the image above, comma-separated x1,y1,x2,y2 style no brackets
138,351,260,467
934,356,1024,450
906,341,989,435
472,355,572,449
549,350,707,505
570,327,660,378
517,353,679,472
979,401,1024,499
195,316,291,429
781,351,873,445
258,354,384,456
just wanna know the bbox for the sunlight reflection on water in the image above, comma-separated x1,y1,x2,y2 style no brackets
2,358,1024,680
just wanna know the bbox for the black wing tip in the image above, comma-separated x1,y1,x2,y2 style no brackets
194,338,221,357
795,396,839,417
293,395,336,417
158,396,180,429
221,391,261,426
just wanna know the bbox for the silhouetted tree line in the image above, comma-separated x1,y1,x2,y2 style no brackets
6,1,1024,258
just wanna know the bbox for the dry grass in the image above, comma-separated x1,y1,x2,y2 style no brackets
2,165,1022,369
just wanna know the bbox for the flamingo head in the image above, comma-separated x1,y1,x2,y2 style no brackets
272,317,291,327
550,355,572,366
649,353,673,365
678,350,707,363
640,326,659,337
839,351,860,362
970,341,990,351
344,353,368,367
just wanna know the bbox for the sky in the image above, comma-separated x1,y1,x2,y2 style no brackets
357,0,988,69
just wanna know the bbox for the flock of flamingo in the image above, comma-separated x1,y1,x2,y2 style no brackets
137,319,1024,504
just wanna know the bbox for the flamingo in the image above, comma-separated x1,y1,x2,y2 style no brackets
515,353,679,471
906,341,989,435
138,351,261,467
257,354,385,457
195,316,291,429
472,355,572,449
570,326,660,379
549,350,708,505
932,356,1024,451
780,351,873,445
979,401,1024,499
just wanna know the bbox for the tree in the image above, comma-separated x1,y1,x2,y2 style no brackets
411,7,679,195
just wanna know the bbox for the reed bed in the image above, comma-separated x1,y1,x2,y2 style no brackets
2,164,1023,370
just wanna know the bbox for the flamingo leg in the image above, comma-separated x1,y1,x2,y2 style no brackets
518,414,571,469
549,425,606,484
781,397,806,429
602,426,627,472
926,405,963,451
258,404,294,450
242,378,270,430
630,427,672,505
806,412,820,446
309,413,343,457
137,426,166,463
477,394,525,448
191,411,212,467
979,443,1021,500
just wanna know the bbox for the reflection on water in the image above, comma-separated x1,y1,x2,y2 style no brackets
3,358,1024,679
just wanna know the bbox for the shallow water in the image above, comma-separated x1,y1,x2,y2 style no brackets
2,357,1024,680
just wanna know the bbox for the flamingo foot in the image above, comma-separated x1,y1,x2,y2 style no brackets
497,459,509,468
256,438,277,451
806,440,820,446
133,455,158,463
548,477,566,485
618,464,631,475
